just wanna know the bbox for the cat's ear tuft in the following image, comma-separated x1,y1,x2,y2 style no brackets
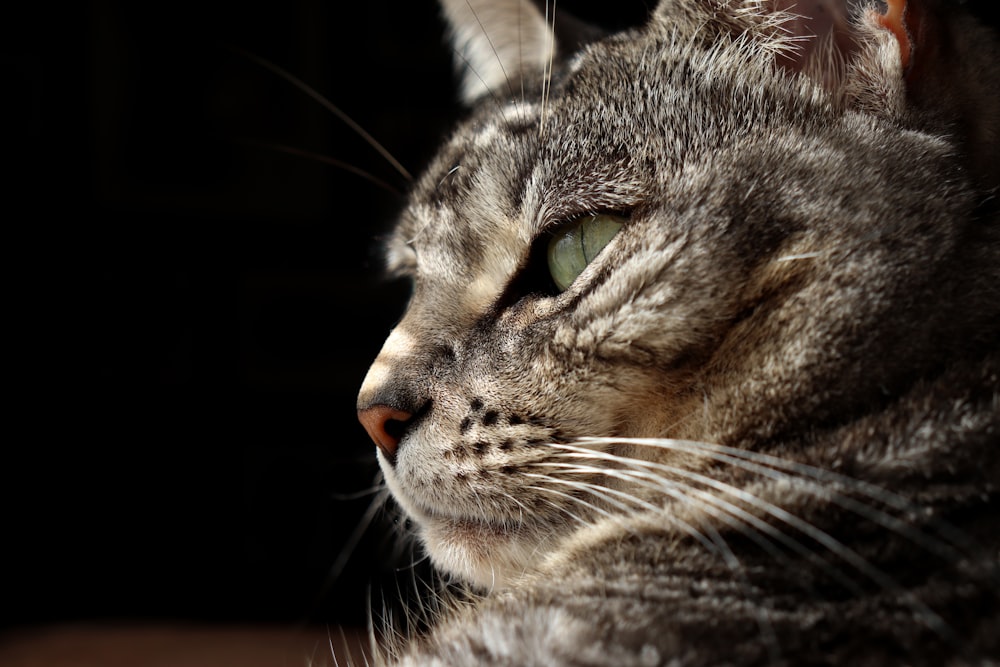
438,0,556,105
841,0,932,117
874,0,914,71
763,0,906,116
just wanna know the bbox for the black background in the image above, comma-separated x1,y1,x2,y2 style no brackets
4,0,650,634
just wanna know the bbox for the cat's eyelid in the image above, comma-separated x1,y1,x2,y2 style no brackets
540,209,632,235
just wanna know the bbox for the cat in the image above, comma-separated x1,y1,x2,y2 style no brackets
354,0,1000,664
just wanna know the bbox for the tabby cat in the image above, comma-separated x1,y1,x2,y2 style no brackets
355,0,999,664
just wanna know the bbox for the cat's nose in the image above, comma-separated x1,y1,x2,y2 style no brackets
358,405,413,463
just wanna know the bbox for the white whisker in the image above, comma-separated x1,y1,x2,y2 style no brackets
231,45,412,182
548,442,960,643
313,487,392,618
587,437,990,573
529,474,724,557
535,460,864,594
539,0,557,137
776,251,822,261
524,483,621,528
461,0,518,101
702,522,782,664
536,468,783,660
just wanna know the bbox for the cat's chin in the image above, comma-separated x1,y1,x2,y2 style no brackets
420,515,552,590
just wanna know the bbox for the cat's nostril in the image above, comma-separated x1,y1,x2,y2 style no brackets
358,405,414,464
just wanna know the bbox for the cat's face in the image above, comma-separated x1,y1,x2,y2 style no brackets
357,0,981,588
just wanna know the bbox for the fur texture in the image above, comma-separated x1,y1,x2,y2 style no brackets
356,0,1000,664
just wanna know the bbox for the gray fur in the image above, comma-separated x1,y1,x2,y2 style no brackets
356,0,1000,664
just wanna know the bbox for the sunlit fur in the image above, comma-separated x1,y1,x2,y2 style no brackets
353,0,1000,664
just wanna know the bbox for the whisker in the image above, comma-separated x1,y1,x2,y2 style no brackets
527,469,662,516
394,548,433,572
516,0,526,107
592,437,991,574
524,483,619,529
529,475,723,556
364,585,380,664
228,44,412,182
404,561,436,635
449,45,516,115
461,0,518,101
547,442,960,645
535,460,863,595
233,138,403,197
539,0,557,137
438,164,462,190
329,624,359,667
536,466,785,661
311,487,392,618
776,251,822,261
331,471,388,501
702,521,782,664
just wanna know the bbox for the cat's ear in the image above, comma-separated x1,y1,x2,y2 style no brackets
652,0,910,113
439,0,606,106
803,0,998,184
774,0,991,121
763,0,918,114
829,0,929,118
438,0,555,105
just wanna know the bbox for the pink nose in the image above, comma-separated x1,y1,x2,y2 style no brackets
358,405,413,462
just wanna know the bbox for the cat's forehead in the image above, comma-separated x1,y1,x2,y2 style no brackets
389,85,656,274
385,102,540,280
385,24,806,281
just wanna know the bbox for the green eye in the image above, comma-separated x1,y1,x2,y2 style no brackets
546,213,625,291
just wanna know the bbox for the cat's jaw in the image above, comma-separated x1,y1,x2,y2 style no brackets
378,449,563,589
420,517,549,590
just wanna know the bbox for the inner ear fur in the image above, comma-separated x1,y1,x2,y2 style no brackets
872,0,1000,188
768,0,998,160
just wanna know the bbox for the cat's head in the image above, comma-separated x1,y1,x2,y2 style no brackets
357,0,998,589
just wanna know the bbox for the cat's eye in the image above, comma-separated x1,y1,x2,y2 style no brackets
547,213,625,291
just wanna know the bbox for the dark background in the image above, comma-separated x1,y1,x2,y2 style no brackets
4,0,651,634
